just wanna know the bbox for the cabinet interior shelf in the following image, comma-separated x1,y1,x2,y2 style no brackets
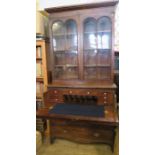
54,50,78,53
84,64,111,67
84,30,111,34
84,48,111,51
53,33,77,37
55,65,78,67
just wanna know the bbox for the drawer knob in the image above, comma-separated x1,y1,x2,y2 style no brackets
104,96,107,99
63,130,67,133
94,133,100,137
104,93,107,95
69,91,72,94
55,99,58,101
104,101,107,103
87,91,90,95
54,90,57,94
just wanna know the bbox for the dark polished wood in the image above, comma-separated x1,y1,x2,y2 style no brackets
44,84,116,108
37,1,119,152
36,106,118,125
45,1,118,13
37,106,118,151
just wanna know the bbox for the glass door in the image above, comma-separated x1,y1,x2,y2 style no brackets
97,17,112,79
83,16,112,80
83,18,97,79
52,19,78,80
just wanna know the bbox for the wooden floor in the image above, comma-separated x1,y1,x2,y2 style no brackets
37,139,113,155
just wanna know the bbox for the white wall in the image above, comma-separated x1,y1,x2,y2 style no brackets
39,0,114,10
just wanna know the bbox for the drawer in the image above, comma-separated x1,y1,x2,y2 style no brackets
47,90,63,101
62,89,81,95
49,89,62,95
51,118,82,126
99,92,114,105
51,124,114,143
80,90,98,96
50,98,63,103
62,89,98,96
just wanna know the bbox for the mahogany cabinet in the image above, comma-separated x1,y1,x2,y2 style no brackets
47,1,118,84
36,1,119,151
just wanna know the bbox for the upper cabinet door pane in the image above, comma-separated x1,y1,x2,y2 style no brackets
66,19,77,34
84,18,97,49
97,17,112,31
84,18,96,33
66,19,77,51
52,21,65,51
52,21,65,35
97,17,112,49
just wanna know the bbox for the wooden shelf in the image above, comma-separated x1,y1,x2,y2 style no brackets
36,39,50,109
36,57,42,60
36,77,44,82
36,76,44,79
36,98,43,101
97,30,111,33
84,48,111,51
97,64,111,67
55,65,78,68
84,48,97,51
36,94,43,99
84,30,111,34
84,31,96,34
54,49,77,53
84,64,110,67
53,33,77,37
53,34,65,37
66,33,77,36
59,76,78,79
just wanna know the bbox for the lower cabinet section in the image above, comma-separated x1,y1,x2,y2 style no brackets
50,118,116,151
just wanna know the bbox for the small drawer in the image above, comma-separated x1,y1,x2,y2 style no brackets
86,91,91,95
50,98,63,103
69,90,73,94
53,90,58,94
49,89,62,95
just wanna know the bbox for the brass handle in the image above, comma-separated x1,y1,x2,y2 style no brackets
94,133,100,137
54,90,57,94
87,91,90,95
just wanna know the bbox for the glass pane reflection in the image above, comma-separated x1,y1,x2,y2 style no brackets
52,21,65,35
98,33,111,49
97,17,112,49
